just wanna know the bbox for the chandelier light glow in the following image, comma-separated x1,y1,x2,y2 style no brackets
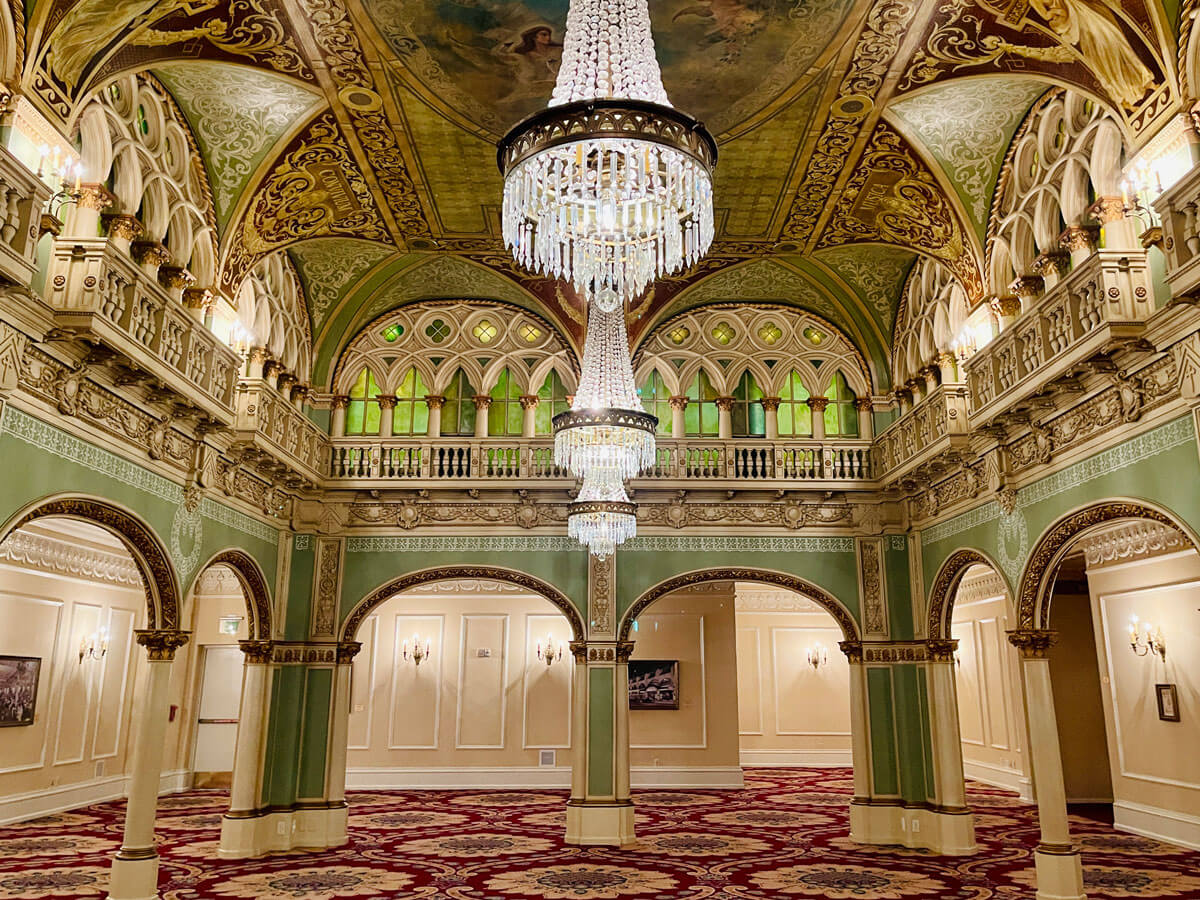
567,467,639,560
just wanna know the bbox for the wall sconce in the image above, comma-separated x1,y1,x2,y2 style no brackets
536,634,563,666
79,628,109,664
1128,616,1166,661
806,644,828,670
402,634,431,666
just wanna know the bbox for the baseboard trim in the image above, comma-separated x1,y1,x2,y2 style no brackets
739,750,853,767
345,766,745,790
1114,800,1200,850
963,759,1030,799
0,769,192,825
632,766,744,789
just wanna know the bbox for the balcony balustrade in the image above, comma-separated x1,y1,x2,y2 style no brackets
328,437,873,487
45,238,240,421
873,385,970,481
0,149,52,291
962,250,1153,423
1155,164,1200,301
233,382,329,484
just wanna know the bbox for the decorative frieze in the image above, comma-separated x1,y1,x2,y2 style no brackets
310,537,343,638
1076,520,1190,569
588,553,615,637
857,538,887,637
0,528,142,586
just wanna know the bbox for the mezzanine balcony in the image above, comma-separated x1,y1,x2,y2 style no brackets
872,385,971,483
1156,162,1200,301
962,250,1154,425
232,382,329,486
44,238,240,423
0,149,52,293
327,436,874,489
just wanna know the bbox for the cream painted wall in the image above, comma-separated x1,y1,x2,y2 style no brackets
949,570,1029,797
1083,548,1200,848
344,585,576,786
732,585,852,767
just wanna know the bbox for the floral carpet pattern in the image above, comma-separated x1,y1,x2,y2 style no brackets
1,769,1199,898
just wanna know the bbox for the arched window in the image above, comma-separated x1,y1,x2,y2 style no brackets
442,368,478,436
488,367,524,436
345,367,381,436
534,370,571,434
638,369,674,435
824,370,859,437
392,366,429,436
777,370,812,438
731,371,765,438
684,370,720,437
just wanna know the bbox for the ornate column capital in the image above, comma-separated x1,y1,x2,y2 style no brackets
668,395,688,411
838,640,863,663
518,394,539,410
853,397,874,412
1008,274,1044,301
569,640,588,661
262,358,283,382
424,394,446,410
158,265,195,293
891,387,911,405
291,383,312,405
926,638,959,662
989,294,1022,318
130,240,172,270
330,394,350,410
1007,629,1058,659
472,394,492,410
337,641,362,664
1087,195,1126,225
135,629,191,661
760,396,781,412
376,394,398,410
714,396,734,412
103,213,145,243
238,640,274,664
806,396,830,412
615,641,635,662
183,287,215,313
75,183,115,212
1031,250,1070,278
1058,223,1100,253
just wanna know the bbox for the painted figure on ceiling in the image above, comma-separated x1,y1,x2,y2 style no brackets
45,0,165,89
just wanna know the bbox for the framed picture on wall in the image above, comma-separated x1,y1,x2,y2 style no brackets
0,655,41,727
629,660,680,710
1156,683,1180,722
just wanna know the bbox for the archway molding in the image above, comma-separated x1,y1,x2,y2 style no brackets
926,548,1013,640
1017,498,1200,630
190,549,273,641
618,567,860,643
341,564,585,642
0,494,180,630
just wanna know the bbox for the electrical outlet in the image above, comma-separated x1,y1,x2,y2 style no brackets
476,648,491,658
276,820,287,835
911,817,920,833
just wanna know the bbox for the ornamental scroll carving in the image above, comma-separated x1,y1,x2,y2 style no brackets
311,537,343,638
857,538,887,636
926,549,994,640
205,550,273,641
588,553,615,637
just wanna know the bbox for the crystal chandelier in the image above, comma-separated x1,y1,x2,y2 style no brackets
496,0,717,311
567,467,638,560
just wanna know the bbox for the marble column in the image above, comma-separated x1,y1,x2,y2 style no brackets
219,641,273,860
107,630,190,900
376,395,397,437
1009,629,1085,900
519,394,539,438
330,395,349,437
472,396,491,438
854,398,874,441
808,397,829,440
761,397,780,439
668,396,687,437
926,640,977,854
424,395,444,438
715,396,734,439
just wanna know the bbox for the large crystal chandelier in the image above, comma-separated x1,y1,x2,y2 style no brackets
497,0,717,311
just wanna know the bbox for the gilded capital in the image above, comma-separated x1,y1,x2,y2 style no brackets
668,395,688,412
1030,250,1070,278
157,265,196,292
854,397,874,412
331,394,351,411
518,394,539,410
135,629,191,661
1058,223,1100,253
238,640,274,664
1007,629,1058,658
989,294,1022,318
1008,275,1044,300
838,640,863,663
1088,195,1126,225
472,394,492,410
615,641,636,662
183,287,215,312
376,393,398,410
130,240,172,269
75,183,115,212
926,638,959,662
806,397,830,412
337,641,363,665
105,214,145,243
424,394,446,410
714,396,734,412
760,396,781,412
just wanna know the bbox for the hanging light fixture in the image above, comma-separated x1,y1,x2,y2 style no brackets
568,467,638,560
497,0,717,312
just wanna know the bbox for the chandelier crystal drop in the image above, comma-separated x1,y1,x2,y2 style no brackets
497,0,717,311
567,467,638,560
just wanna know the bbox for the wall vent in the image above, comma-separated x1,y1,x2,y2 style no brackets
539,750,556,767
94,760,105,778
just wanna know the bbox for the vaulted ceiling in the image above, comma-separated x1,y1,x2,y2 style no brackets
9,0,1185,388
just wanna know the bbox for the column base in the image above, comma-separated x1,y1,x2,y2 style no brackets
107,852,160,900
1033,847,1086,900
217,805,348,859
848,800,977,855
565,801,636,847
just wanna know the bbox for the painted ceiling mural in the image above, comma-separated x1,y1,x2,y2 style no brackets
5,0,1187,386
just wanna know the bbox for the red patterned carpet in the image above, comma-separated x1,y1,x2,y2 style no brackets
2,769,1199,899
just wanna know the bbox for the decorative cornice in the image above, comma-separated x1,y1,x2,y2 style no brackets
0,528,142,586
1075,520,1189,569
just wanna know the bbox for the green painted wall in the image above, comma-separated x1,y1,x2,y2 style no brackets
891,664,932,804
866,666,899,796
883,538,915,640
262,666,304,808
587,667,615,797
298,668,333,800
287,537,316,641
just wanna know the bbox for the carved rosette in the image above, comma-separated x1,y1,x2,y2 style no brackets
136,629,191,661
1007,629,1057,659
239,640,275,664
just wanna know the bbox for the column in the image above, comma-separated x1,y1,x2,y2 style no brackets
472,395,491,438
893,387,912,415
247,347,270,381
841,643,871,802
926,640,977,854
1009,630,1085,900
937,352,959,386
376,395,397,437
565,641,635,847
519,394,539,438
807,397,828,440
424,395,444,438
105,214,144,254
219,641,273,860
761,397,780,439
1059,224,1098,267
323,642,361,849
715,396,733,439
906,378,925,405
291,384,311,412
330,395,349,437
1009,276,1044,314
182,288,214,325
854,398,874,441
108,630,190,900
668,396,687,437
67,184,113,239
1091,195,1137,249
990,295,1022,331
157,266,195,303
920,366,940,395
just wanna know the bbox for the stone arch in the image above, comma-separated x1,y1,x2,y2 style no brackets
926,548,1013,640
1017,499,1200,631
0,494,181,630
618,567,860,643
341,565,585,643
190,549,273,641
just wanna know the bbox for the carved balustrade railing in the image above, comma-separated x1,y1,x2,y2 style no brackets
328,437,874,486
962,250,1154,423
233,382,329,484
0,148,52,291
873,385,970,482
44,238,240,421
1156,164,1200,300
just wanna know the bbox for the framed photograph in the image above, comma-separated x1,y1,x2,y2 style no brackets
0,655,41,727
1156,683,1180,722
628,660,679,710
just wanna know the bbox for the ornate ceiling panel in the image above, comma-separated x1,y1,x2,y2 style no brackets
288,237,397,330
813,244,916,331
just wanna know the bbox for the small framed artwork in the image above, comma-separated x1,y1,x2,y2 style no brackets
629,659,680,710
0,655,41,727
1156,683,1180,722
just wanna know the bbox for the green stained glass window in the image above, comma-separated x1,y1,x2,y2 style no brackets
637,369,674,435
711,322,735,345
731,371,765,437
535,370,571,435
442,368,478,436
488,367,525,435
685,370,720,437
758,322,782,345
668,326,690,345
345,367,381,436
136,104,149,136
519,322,542,343
777,369,812,437
425,319,450,343
382,324,403,343
823,370,859,437
472,320,498,344
391,366,429,435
